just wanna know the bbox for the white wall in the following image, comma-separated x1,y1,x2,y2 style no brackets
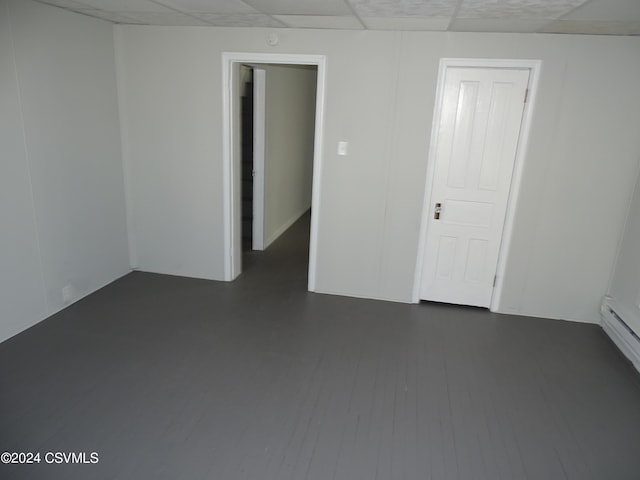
262,64,316,247
115,28,225,279
608,165,640,335
0,0,48,341
115,26,640,323
0,0,130,343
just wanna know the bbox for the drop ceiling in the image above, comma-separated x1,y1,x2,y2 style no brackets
35,0,640,35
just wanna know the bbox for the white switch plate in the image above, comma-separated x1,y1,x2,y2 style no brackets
337,141,348,156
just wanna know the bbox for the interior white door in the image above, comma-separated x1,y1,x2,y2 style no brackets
420,66,529,307
252,67,266,251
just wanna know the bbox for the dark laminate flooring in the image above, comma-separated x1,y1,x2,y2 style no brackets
1,213,640,480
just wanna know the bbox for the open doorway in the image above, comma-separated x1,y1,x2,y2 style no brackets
239,65,255,253
222,53,327,291
239,63,317,258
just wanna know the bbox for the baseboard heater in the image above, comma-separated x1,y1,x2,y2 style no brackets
601,296,640,373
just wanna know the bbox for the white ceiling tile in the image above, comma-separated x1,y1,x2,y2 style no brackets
241,0,352,16
273,14,363,29
451,18,553,33
121,11,211,25
362,16,451,30
561,0,640,22
541,20,640,35
70,8,146,23
35,0,95,8
350,0,456,17
458,0,588,19
154,0,258,14
73,0,174,12
193,13,286,27
35,0,640,34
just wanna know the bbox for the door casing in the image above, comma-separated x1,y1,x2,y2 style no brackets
412,58,541,310
222,52,326,291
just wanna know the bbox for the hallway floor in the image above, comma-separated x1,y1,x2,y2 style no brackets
1,214,640,480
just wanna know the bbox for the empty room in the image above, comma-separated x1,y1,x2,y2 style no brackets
2,0,640,479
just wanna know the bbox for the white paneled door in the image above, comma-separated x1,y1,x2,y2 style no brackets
420,67,529,307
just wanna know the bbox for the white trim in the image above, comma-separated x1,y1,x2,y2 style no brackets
252,67,266,251
490,59,541,312
1,269,132,344
498,307,598,324
412,60,448,304
222,55,233,280
222,52,326,290
308,57,327,292
412,58,542,311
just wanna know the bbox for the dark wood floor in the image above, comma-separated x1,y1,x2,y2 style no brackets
2,214,640,480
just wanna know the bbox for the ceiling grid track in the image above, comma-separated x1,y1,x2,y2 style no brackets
32,0,640,35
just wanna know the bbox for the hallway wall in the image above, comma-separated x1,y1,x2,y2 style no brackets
261,64,316,248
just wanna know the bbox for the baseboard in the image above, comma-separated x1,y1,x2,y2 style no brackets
264,207,309,249
311,288,408,304
0,268,132,345
48,269,133,316
494,307,599,324
131,267,223,282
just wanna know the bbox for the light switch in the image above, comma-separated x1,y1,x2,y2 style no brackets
337,141,348,156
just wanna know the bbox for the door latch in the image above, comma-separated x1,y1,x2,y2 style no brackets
434,202,442,220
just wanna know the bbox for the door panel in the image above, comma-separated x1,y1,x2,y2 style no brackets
420,67,529,307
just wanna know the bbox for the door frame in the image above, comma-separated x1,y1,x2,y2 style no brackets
412,58,542,310
222,52,326,291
